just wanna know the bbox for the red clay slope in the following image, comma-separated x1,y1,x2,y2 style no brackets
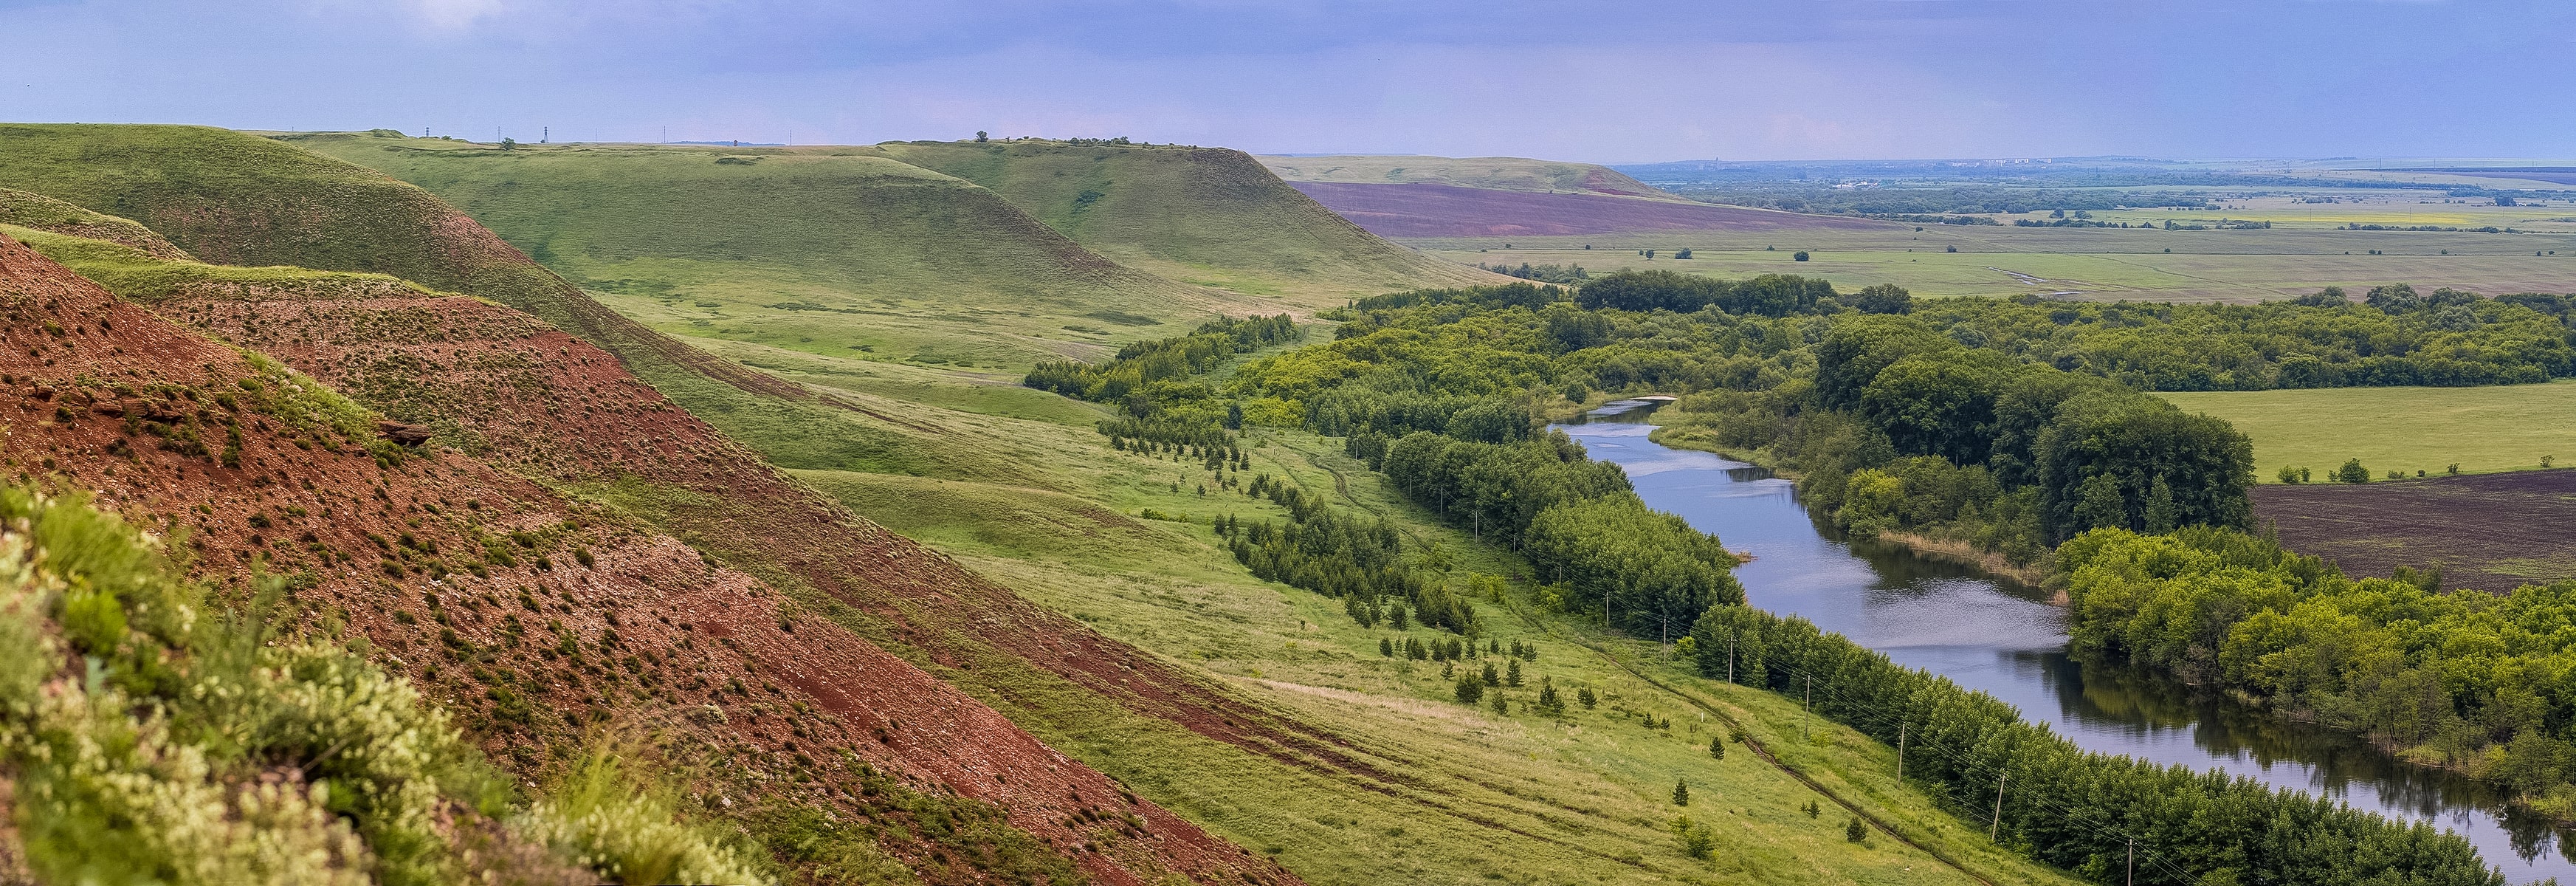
0,232,1300,886
1287,180,1895,238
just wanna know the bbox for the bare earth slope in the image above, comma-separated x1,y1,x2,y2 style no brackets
0,230,1301,884
1286,180,1896,238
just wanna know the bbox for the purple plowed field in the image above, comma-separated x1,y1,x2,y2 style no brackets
1286,181,1893,239
2254,469,2576,591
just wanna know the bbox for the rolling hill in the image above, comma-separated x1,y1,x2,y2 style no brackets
1260,154,1677,200
874,140,1495,298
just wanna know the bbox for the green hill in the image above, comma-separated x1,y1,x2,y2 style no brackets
872,140,1496,297
297,134,1273,371
1261,154,1681,200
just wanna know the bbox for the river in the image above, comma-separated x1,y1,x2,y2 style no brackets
1557,404,2572,885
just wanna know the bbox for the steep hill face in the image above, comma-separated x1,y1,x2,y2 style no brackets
872,141,1495,298
295,133,1254,373
1259,154,1678,201
0,230,1301,884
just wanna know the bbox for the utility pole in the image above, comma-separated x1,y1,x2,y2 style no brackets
542,126,547,144
1802,677,1813,741
1896,724,1907,781
1726,633,1735,683
1990,770,2009,842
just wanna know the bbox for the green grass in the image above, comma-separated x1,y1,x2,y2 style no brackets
1258,154,1680,200
754,353,2079,884
2160,380,2576,479
1426,221,2576,303
878,141,1495,298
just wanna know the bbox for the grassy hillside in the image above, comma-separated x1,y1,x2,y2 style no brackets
299,133,1287,371
1261,154,1679,201
731,340,2083,886
875,140,1495,298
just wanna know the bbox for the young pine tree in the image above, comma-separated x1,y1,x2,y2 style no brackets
1535,677,1563,715
1380,637,1394,657
1390,605,1411,631
1489,693,1509,716
1672,778,1690,806
1454,673,1484,704
1802,800,1821,819
1577,686,1598,710
1481,661,1501,687
1505,658,1523,687
1845,816,1869,844
1708,736,1725,760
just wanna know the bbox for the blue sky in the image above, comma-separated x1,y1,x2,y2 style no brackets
1,0,2569,162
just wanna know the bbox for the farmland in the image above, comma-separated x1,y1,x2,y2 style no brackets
2159,382,2576,480
2254,470,2576,591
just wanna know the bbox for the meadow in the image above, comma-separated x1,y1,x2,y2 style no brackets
1400,189,2576,302
2157,380,2576,480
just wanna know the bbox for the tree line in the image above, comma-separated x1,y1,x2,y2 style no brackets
1024,313,1296,408
1687,602,2501,885
1216,476,1478,633
2063,526,2576,821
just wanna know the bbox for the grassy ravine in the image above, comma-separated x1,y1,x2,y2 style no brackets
2158,381,2576,480
761,352,2078,885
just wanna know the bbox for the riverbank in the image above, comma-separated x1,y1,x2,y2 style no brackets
1646,422,2057,591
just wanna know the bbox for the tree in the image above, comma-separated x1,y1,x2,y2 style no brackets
1845,817,1869,843
1673,778,1690,806
2276,466,2301,484
1223,402,1244,430
1505,658,1523,687
1577,686,1598,709
2335,458,2371,484
1481,661,1501,687
1793,251,1811,261
1708,736,1726,760
2142,475,2180,533
1673,816,1717,859
975,131,989,142
499,137,517,151
1454,673,1484,704
1850,284,1914,315
1535,677,1565,715
1489,693,1509,715
1380,637,1394,656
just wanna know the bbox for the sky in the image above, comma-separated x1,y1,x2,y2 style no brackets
1,0,2571,162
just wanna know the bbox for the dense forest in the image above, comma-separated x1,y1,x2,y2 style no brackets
2064,527,2576,820
1233,271,2259,565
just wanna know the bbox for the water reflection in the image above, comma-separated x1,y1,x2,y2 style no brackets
1557,403,2572,882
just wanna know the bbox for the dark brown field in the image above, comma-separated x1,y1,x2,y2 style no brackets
1284,181,1893,238
2255,469,2576,591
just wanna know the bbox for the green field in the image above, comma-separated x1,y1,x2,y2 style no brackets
2160,380,2576,480
1260,154,1678,199
1409,192,2576,303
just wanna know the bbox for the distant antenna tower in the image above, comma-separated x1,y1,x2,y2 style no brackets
542,126,548,144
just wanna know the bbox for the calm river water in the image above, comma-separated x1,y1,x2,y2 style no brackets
1558,404,2571,884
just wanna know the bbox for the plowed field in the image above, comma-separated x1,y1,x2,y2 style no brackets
2255,469,2576,591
